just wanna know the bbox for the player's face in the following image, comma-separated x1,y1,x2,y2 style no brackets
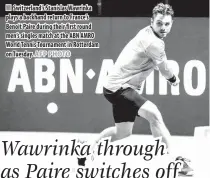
151,13,173,38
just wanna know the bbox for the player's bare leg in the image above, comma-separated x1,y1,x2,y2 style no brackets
138,100,172,153
90,122,134,154
138,100,193,175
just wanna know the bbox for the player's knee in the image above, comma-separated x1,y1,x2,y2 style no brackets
145,105,163,125
116,125,132,138
111,126,117,135
149,113,163,126
116,131,131,139
123,130,132,137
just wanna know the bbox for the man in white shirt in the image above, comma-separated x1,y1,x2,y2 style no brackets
90,3,192,176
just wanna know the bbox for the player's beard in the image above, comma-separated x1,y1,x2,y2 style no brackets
159,32,167,38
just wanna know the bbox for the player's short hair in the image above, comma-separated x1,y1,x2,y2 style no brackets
152,3,174,18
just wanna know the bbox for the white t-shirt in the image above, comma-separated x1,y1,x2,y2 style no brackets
104,25,167,92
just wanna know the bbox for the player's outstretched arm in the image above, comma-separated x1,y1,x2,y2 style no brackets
157,60,173,79
146,42,180,86
158,61,180,86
